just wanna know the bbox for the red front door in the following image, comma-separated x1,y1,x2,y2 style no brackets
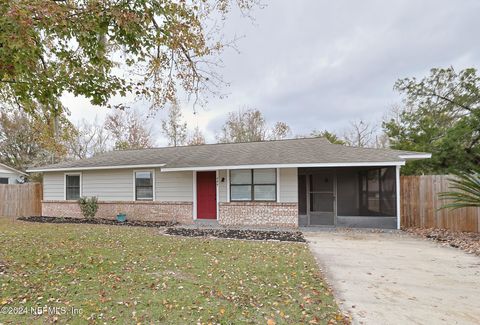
197,171,217,219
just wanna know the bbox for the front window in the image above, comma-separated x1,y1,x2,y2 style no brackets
65,174,80,200
135,171,153,200
230,169,276,201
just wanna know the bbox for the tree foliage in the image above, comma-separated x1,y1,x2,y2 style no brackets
104,109,154,150
384,67,480,175
0,0,259,118
187,126,206,146
217,108,291,143
270,122,291,140
310,130,345,145
0,104,74,169
66,119,110,159
343,120,377,148
218,108,266,143
161,103,187,147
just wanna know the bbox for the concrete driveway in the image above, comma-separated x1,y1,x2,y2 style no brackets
304,230,480,325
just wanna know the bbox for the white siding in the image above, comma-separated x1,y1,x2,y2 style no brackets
43,172,65,200
0,165,15,174
218,170,228,202
156,170,193,202
82,169,133,201
0,173,18,184
0,165,22,184
43,167,297,203
279,168,298,202
44,169,194,202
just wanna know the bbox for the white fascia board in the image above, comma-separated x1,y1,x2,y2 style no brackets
0,162,28,176
160,161,406,172
27,164,166,173
398,154,432,160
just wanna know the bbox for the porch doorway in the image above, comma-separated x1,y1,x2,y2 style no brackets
298,170,336,226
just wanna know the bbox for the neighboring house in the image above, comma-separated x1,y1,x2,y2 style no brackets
27,138,430,229
0,163,27,184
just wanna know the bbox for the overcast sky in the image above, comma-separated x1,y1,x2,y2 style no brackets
64,0,480,145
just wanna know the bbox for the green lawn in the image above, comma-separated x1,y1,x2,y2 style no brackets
0,218,346,324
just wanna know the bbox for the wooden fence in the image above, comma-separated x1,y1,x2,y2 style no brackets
0,183,42,217
401,175,480,232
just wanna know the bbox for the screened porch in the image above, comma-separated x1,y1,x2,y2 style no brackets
298,166,399,229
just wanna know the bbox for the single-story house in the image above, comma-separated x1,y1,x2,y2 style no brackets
27,138,430,229
0,163,27,184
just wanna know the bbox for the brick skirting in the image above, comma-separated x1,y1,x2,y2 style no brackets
42,200,194,224
42,201,299,228
218,202,298,228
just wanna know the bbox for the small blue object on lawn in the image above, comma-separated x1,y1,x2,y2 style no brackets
116,213,127,222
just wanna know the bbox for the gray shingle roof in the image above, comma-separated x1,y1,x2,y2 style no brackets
27,137,430,172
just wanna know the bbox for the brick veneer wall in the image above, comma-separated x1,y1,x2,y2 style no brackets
218,202,298,228
42,200,193,224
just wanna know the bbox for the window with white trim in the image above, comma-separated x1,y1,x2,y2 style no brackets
65,174,81,200
135,171,153,200
230,169,276,201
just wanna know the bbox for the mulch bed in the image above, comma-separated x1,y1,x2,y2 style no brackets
164,227,306,242
18,216,305,242
18,216,177,228
405,227,480,256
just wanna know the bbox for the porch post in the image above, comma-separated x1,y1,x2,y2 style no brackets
396,165,401,230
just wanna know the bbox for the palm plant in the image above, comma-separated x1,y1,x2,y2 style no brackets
439,170,480,209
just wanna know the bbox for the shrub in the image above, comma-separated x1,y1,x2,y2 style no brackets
78,196,99,219
439,170,480,210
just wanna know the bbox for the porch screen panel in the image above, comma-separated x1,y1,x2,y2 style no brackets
336,170,359,215
310,173,333,192
298,175,307,215
378,168,396,216
362,169,380,214
337,167,396,216
309,173,334,213
310,193,334,212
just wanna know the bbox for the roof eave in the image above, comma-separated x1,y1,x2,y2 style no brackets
398,153,432,160
26,163,166,173
160,161,406,172
0,163,27,176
